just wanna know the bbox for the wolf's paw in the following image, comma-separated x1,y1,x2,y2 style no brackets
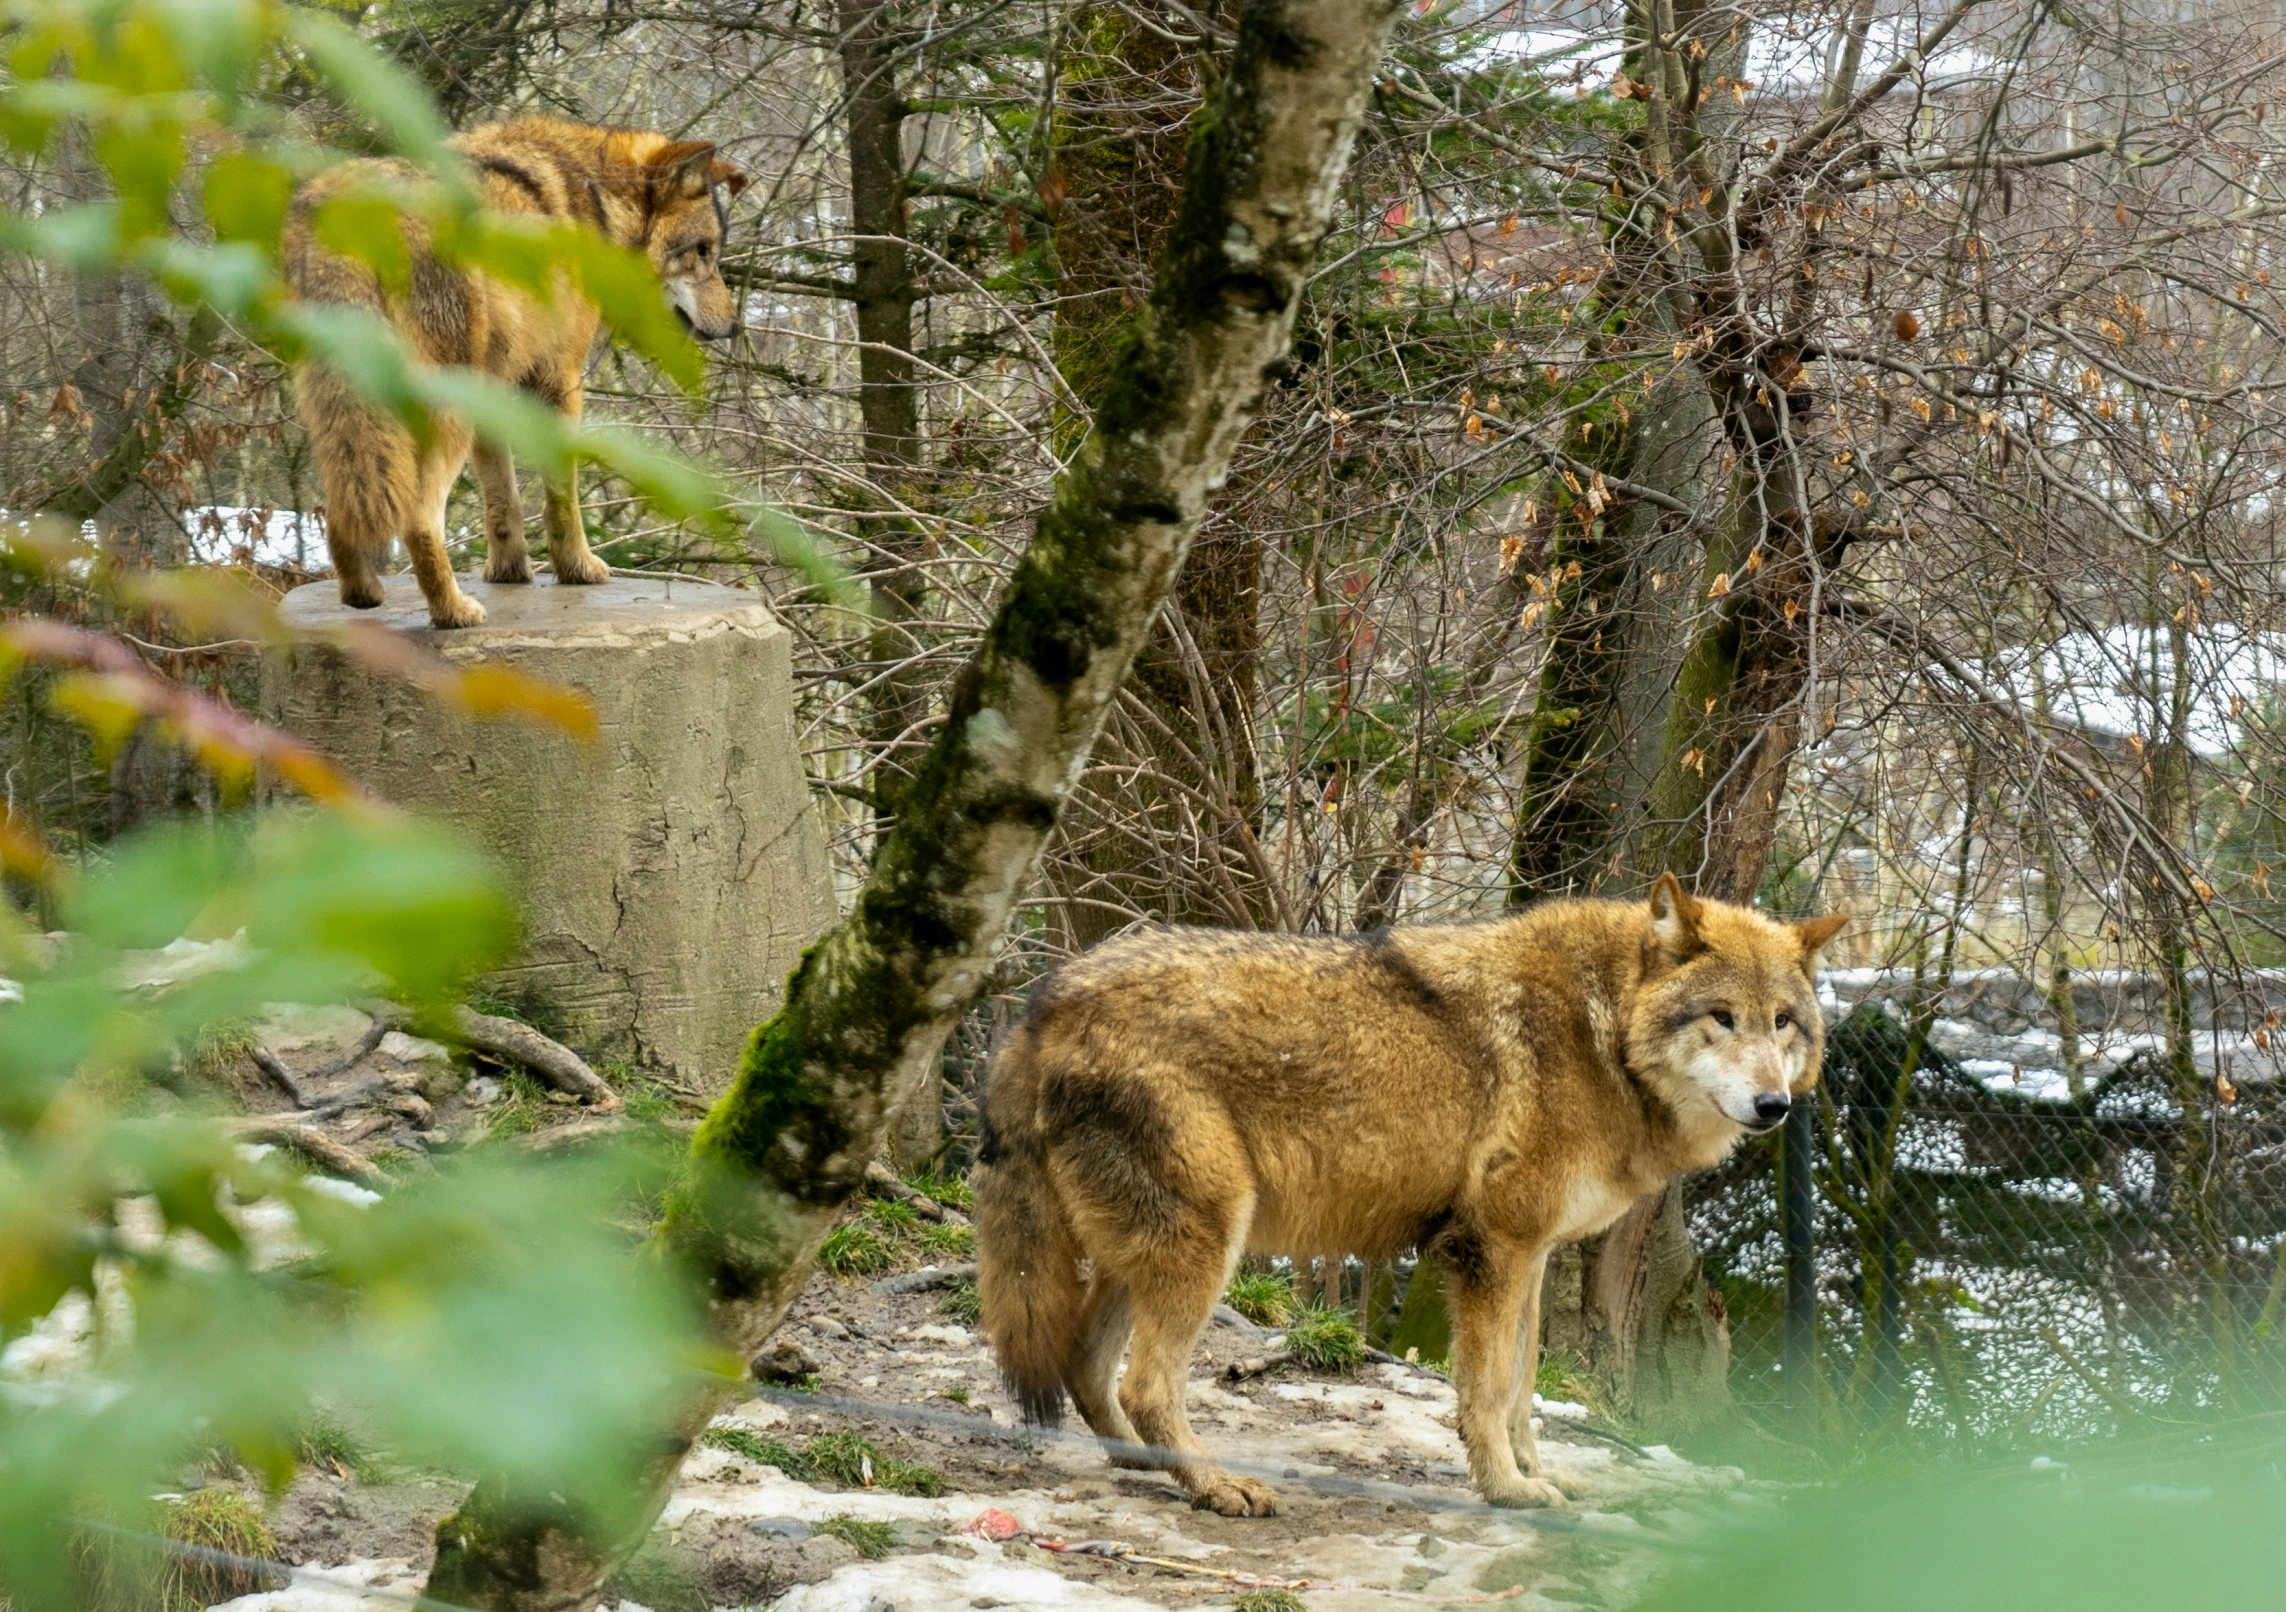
1482,1475,1570,1510
427,591,488,629
339,578,385,610
551,550,611,585
485,548,533,584
1188,1474,1281,1517
1532,1465,1590,1500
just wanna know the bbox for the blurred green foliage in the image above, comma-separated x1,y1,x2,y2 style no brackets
1631,1438,2286,1612
0,811,714,1607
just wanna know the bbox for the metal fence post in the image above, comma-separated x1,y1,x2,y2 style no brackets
1783,1094,1816,1422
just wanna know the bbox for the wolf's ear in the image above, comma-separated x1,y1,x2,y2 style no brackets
650,140,719,200
1794,912,1848,970
710,158,750,197
1645,871,1705,964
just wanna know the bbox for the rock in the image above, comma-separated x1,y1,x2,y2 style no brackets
671,1512,859,1607
258,1004,376,1060
378,1030,452,1066
753,1337,823,1386
1205,1304,1269,1347
871,1263,976,1295
263,574,832,1093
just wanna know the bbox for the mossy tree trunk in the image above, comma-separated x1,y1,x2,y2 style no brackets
421,1,1403,1603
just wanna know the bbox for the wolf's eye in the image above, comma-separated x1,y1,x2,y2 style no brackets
1710,1008,1734,1029
1775,1011,1792,1030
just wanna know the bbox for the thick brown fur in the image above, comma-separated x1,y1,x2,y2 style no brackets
282,117,749,627
975,873,1846,1515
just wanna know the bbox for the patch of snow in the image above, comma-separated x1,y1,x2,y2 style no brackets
772,1549,1164,1610
207,1556,424,1611
181,506,327,571
120,931,250,992
376,1030,451,1066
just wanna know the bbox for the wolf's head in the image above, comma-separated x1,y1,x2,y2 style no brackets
1625,872,1847,1142
639,141,750,341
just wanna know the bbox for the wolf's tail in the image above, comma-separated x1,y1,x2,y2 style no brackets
975,1027,1082,1428
293,364,416,568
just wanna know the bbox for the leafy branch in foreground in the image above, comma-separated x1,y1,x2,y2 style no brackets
0,811,716,1610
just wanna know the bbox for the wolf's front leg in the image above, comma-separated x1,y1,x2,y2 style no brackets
532,370,610,585
1448,1242,1569,1510
1505,1246,1588,1501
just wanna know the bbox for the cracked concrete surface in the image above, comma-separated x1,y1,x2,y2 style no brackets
264,573,833,1092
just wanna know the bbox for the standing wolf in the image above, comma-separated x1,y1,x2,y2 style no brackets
976,874,1846,1514
283,118,748,628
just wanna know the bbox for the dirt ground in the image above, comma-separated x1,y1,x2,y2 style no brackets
104,984,1762,1612
210,1261,1760,1612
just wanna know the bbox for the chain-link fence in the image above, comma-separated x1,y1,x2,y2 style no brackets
1697,973,2286,1455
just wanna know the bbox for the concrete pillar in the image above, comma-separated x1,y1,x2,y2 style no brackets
262,573,832,1092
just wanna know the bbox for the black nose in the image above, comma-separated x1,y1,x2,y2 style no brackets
1753,1093,1792,1125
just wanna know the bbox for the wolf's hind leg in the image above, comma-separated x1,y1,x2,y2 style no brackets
404,425,484,628
1117,1214,1277,1517
1067,1276,1148,1466
473,441,531,584
325,523,386,610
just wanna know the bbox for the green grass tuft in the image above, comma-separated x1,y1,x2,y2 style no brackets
904,1169,973,1208
619,1079,679,1124
701,1427,943,1496
1286,1304,1364,1372
922,1220,975,1258
813,1514,900,1560
699,1425,803,1472
937,1276,981,1326
819,1221,894,1277
154,1490,278,1612
1232,1591,1309,1612
1223,1268,1297,1328
803,1431,946,1496
295,1410,378,1481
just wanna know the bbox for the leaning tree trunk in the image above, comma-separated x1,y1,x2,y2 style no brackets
421,1,1402,1603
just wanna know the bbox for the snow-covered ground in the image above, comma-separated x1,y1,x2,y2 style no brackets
179,506,327,570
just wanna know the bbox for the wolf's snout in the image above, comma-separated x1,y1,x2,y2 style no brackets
1747,1091,1792,1131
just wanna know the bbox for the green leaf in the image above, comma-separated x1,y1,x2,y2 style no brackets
139,237,276,318
274,301,424,413
312,188,413,292
64,821,234,951
558,230,706,393
204,148,295,249
4,201,124,270
153,0,264,103
245,812,514,1009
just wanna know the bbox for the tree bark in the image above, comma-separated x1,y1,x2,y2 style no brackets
421,2,1401,1602
1050,3,1274,937
839,0,933,827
